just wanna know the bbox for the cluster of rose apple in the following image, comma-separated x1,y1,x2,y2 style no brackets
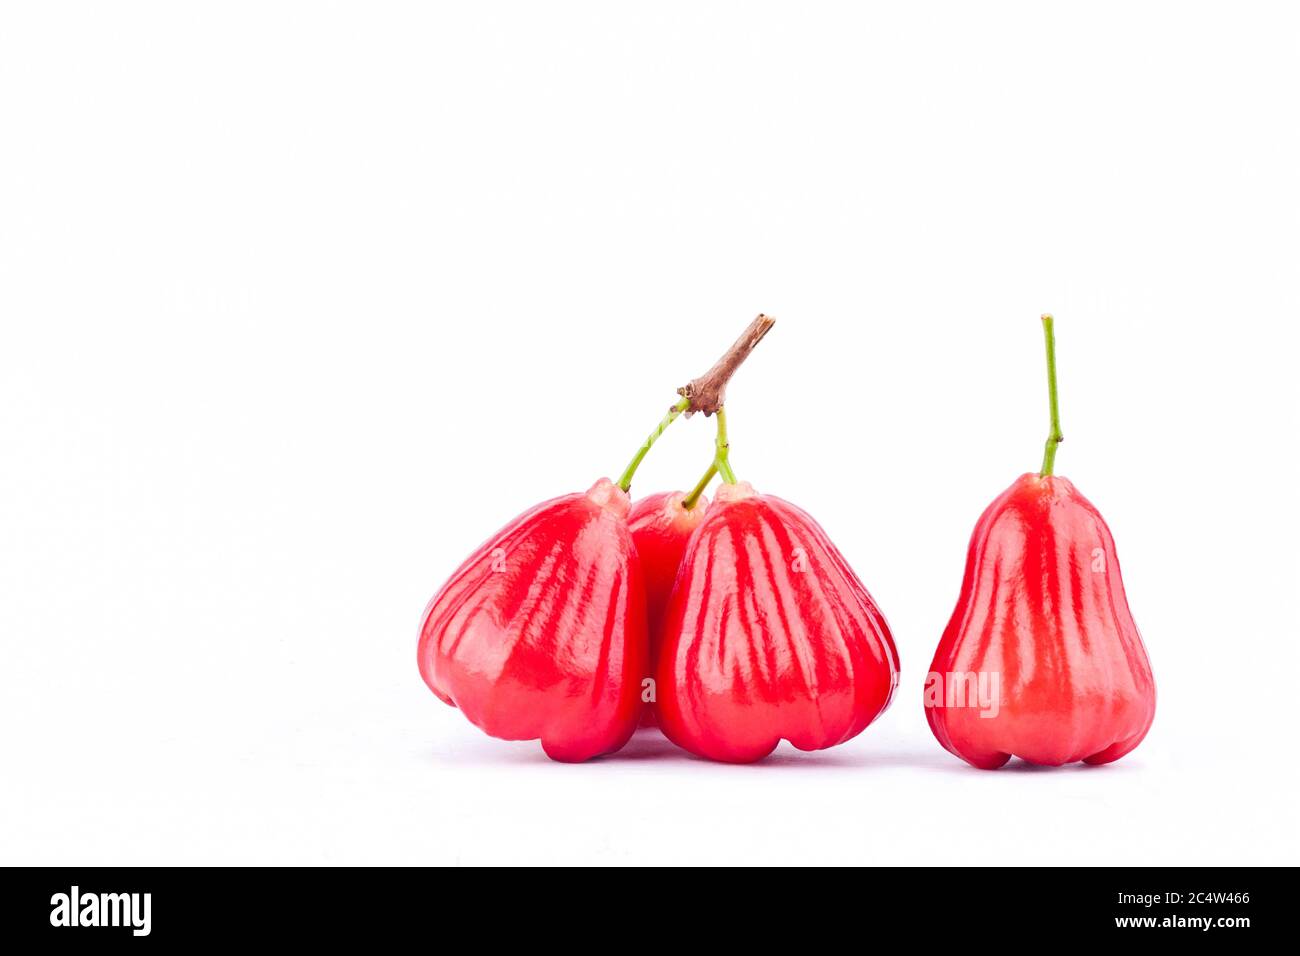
417,316,1155,767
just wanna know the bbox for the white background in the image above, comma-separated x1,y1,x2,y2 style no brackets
2,2,1297,866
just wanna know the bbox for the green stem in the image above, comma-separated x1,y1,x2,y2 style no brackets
616,397,690,492
682,463,717,510
680,406,737,508
714,407,737,483
1039,314,1064,476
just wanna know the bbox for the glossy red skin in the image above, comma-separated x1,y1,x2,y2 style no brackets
417,478,648,762
628,491,710,726
656,482,899,763
926,473,1156,769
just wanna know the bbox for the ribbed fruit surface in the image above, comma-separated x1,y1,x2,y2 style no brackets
656,482,898,763
418,478,648,762
926,473,1155,769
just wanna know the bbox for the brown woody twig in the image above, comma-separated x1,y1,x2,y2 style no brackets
676,314,775,416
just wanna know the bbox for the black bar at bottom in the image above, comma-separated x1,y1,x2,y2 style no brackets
0,866,1286,943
